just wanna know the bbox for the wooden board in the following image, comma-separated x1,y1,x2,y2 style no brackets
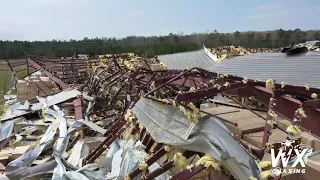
211,107,266,138
201,106,240,115
10,145,30,161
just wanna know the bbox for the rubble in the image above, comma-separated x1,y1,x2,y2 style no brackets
207,46,280,62
0,48,319,180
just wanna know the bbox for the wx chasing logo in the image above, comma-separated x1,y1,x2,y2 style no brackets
271,140,313,176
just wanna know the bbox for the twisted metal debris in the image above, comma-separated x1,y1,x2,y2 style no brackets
0,48,319,180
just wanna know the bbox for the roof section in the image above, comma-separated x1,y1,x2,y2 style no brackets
157,47,217,70
158,48,320,87
209,51,320,87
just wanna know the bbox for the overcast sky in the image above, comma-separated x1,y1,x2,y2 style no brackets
0,0,319,41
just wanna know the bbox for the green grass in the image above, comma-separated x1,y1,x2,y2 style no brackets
0,70,28,93
0,75,11,92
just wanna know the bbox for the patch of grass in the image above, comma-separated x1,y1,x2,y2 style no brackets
0,70,28,93
0,99,6,118
0,75,11,92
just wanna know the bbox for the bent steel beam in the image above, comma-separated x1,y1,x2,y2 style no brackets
27,57,69,90
176,82,247,101
235,86,320,138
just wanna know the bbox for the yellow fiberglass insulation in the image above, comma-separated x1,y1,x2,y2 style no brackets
267,119,276,129
115,100,123,109
172,100,176,108
189,87,196,92
268,110,278,118
124,109,136,123
265,79,275,89
124,174,131,180
138,161,148,171
223,82,230,88
296,107,307,118
258,161,272,170
173,152,188,171
286,125,302,135
195,154,222,172
150,81,155,89
242,77,248,84
158,98,170,104
159,62,167,70
186,164,195,171
179,105,185,113
164,145,171,152
261,170,274,180
305,84,309,91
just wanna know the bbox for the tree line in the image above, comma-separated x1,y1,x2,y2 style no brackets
0,28,319,59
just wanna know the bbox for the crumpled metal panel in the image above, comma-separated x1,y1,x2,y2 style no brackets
132,98,261,180
4,100,109,180
5,160,57,180
0,120,15,141
54,109,68,152
77,120,107,135
1,88,82,121
17,101,30,110
32,88,81,111
0,102,30,121
5,106,67,180
67,141,87,167
6,122,60,179
52,150,106,180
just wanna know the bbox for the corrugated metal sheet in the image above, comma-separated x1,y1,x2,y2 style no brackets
158,49,320,87
209,51,320,87
132,98,261,179
157,49,216,70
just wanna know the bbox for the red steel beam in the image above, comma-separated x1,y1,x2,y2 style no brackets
144,151,195,180
176,82,247,101
171,165,206,180
128,148,167,179
73,98,83,120
27,57,69,90
141,69,320,98
86,121,129,164
235,86,320,137
261,92,275,147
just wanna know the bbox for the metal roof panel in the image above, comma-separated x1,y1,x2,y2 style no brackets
209,51,320,87
158,49,320,87
157,49,216,70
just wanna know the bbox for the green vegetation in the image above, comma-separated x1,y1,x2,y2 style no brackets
0,99,6,118
0,70,28,92
0,29,319,58
0,75,11,91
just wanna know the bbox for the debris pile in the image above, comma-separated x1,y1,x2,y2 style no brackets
0,49,319,180
207,46,280,61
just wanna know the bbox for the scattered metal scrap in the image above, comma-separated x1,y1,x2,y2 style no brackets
0,48,319,180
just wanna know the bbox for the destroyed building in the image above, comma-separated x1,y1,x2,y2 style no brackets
0,44,319,180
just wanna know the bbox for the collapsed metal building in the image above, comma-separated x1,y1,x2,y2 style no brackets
0,45,320,180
